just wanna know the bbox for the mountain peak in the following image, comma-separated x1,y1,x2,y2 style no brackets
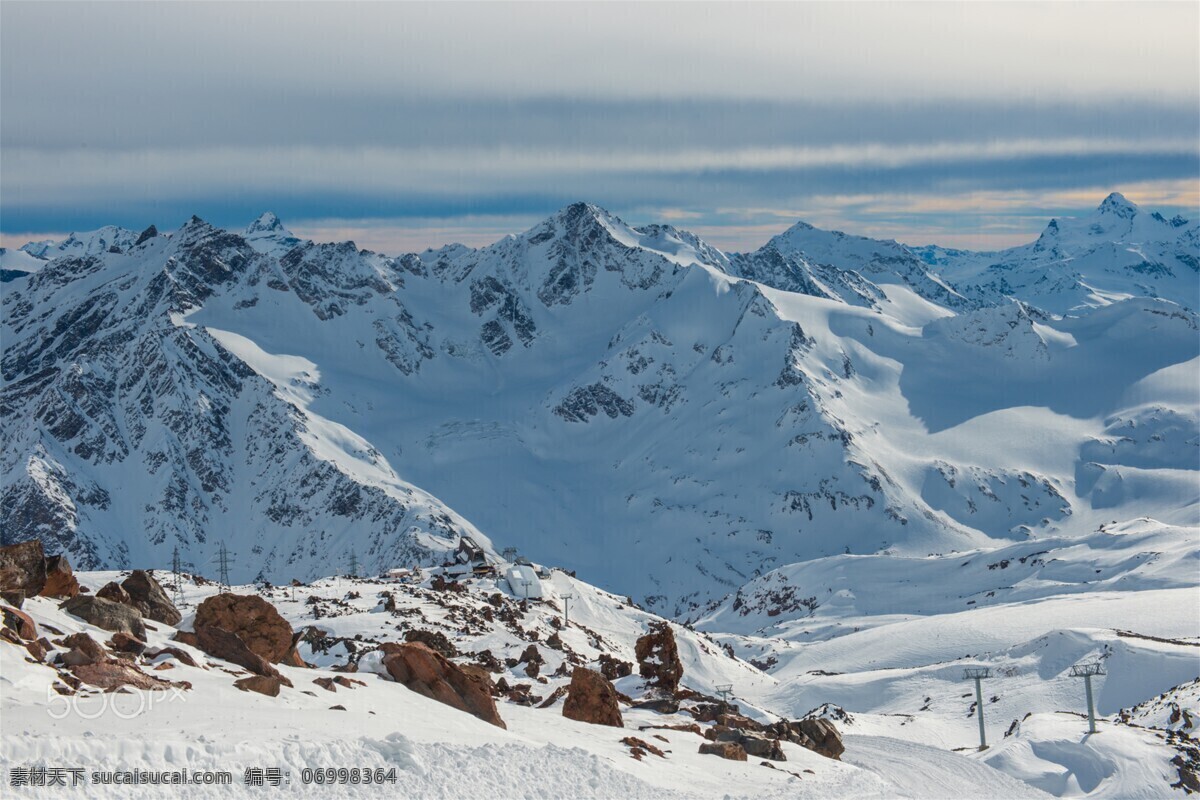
1097,192,1139,218
246,211,285,235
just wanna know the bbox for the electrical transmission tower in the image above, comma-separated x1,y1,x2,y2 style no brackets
214,542,232,593
171,546,185,608
348,549,359,579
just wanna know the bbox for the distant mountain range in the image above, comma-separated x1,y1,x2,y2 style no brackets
2,193,1196,616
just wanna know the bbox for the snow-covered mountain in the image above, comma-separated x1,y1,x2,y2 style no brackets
2,197,1197,619
920,193,1199,313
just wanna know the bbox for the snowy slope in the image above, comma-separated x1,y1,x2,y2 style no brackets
1,565,1055,799
686,517,1199,797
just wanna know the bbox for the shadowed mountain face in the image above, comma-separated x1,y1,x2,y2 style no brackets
2,198,1197,615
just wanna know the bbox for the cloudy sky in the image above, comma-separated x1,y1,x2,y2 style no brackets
2,1,1197,253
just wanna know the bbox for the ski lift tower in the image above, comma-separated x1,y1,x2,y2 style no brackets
963,667,991,750
561,593,574,627
1069,661,1105,734
715,684,734,705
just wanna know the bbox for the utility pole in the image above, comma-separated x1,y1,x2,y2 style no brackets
1070,662,1105,734
561,593,574,627
963,667,991,750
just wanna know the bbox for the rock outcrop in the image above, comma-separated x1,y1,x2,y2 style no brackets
194,594,292,663
381,641,506,729
713,728,786,761
61,632,107,666
71,661,179,691
40,555,80,598
765,718,845,760
562,666,624,728
598,653,633,681
96,582,132,605
699,741,747,761
635,621,683,696
194,624,287,681
59,595,147,639
121,570,181,625
234,675,285,697
1,604,38,641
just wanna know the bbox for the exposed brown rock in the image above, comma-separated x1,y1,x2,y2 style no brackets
538,686,568,708
634,698,681,714
121,571,181,625
96,582,132,605
1,590,24,608
172,630,200,648
109,632,147,655
641,722,703,736
0,540,46,597
635,621,684,696
281,629,312,668
797,718,844,760
1,604,37,640
24,638,48,662
404,628,458,657
59,596,147,639
194,624,288,683
382,641,506,729
689,702,737,723
61,632,107,666
764,718,844,760
333,676,365,689
194,594,292,663
234,675,284,697
716,728,785,761
562,666,624,728
718,712,762,731
699,741,747,761
621,736,666,760
598,653,632,681
70,661,180,691
144,646,199,668
313,677,338,692
40,555,80,598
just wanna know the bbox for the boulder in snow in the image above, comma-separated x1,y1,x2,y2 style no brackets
699,741,747,761
40,554,80,599
562,666,624,727
121,570,181,625
381,641,506,729
59,595,147,640
194,593,292,663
